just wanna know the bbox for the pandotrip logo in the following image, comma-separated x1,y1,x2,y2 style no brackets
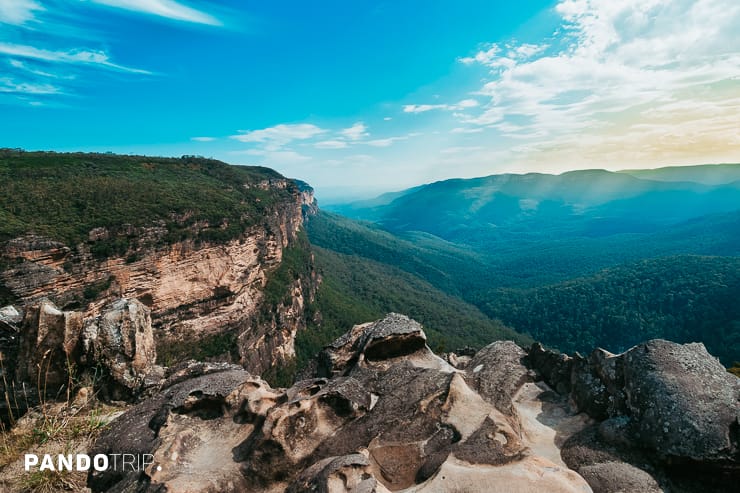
24,454,159,473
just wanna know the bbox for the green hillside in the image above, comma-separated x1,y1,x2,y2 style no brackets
295,246,530,369
0,150,292,247
328,166,740,247
483,256,740,364
316,166,740,366
306,210,494,295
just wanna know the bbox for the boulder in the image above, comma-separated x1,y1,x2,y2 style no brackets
536,339,740,492
465,340,531,416
16,299,84,394
527,342,574,395
88,362,252,493
81,298,158,398
621,339,739,463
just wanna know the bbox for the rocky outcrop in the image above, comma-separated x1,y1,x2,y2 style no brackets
0,176,317,377
85,315,740,493
80,298,159,399
9,298,159,409
16,299,84,393
528,340,740,492
88,314,592,493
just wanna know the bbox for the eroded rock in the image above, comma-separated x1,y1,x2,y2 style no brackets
531,339,740,492
81,298,158,398
87,316,738,493
89,314,592,493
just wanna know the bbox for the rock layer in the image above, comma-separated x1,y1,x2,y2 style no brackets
1,179,317,378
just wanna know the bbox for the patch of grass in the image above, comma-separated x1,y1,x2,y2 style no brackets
0,402,123,493
16,467,86,493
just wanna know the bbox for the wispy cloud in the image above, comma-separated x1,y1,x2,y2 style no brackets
403,99,479,114
191,136,216,142
231,123,327,151
0,42,150,74
315,140,348,149
340,122,368,140
9,59,66,79
0,77,60,94
88,0,220,26
0,0,43,26
365,135,413,147
450,127,483,134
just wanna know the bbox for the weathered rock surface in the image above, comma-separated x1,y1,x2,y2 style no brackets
88,314,592,493
11,298,158,407
529,340,740,492
16,299,84,392
84,316,738,493
81,298,159,398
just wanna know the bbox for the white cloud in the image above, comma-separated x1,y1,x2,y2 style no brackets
459,44,501,65
191,136,216,142
450,127,483,134
0,42,150,73
0,0,42,26
403,99,479,113
0,78,60,94
340,122,368,140
231,123,326,150
403,104,448,113
315,140,348,149
366,136,410,147
89,0,220,26
9,59,63,78
459,0,740,156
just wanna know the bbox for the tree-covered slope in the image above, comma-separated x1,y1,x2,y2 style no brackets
295,245,530,369
0,150,293,246
306,210,495,296
484,256,740,364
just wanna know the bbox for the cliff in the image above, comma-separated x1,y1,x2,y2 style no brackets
0,153,318,412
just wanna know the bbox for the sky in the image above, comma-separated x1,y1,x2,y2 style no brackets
1,0,739,202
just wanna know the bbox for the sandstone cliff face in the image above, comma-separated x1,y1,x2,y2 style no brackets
0,179,317,378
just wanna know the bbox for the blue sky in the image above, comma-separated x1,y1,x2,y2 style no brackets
1,0,739,201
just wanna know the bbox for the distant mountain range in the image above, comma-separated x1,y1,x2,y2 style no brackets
328,165,740,244
316,164,740,364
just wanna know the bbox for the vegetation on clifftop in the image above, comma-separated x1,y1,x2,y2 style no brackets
0,150,294,247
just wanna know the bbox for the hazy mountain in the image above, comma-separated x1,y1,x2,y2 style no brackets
619,163,740,185
328,166,740,246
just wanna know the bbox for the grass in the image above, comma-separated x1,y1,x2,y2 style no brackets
0,401,123,493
